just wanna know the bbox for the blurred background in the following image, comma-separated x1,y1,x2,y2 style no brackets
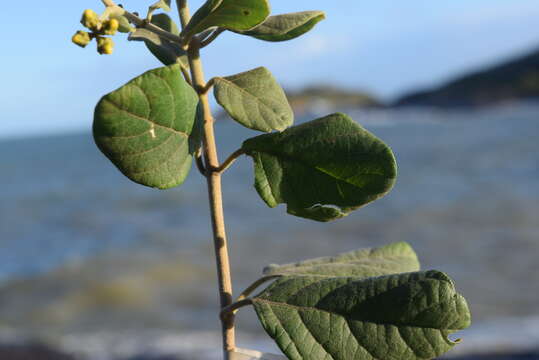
1,1,538,359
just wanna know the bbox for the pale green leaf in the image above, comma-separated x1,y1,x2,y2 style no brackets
214,67,294,132
93,65,200,189
253,271,471,360
236,11,326,42
242,113,397,221
129,14,188,68
181,0,270,41
264,242,419,278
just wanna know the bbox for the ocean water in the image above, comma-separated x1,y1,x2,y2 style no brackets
0,103,538,358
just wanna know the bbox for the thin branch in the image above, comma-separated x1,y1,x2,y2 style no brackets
214,149,245,174
195,148,207,176
101,0,182,44
236,275,281,302
200,28,225,48
220,299,253,320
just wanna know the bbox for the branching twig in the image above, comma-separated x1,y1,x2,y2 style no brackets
214,149,245,174
101,0,182,44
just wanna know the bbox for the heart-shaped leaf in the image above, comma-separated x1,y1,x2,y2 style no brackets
214,67,294,132
236,11,326,42
253,271,471,360
241,113,397,221
264,242,419,278
93,65,200,189
129,14,188,68
181,0,270,41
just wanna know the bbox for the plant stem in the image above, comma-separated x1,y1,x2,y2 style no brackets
178,2,236,358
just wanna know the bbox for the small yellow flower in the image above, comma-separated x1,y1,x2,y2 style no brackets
97,37,114,55
81,9,100,31
71,30,91,48
103,18,119,35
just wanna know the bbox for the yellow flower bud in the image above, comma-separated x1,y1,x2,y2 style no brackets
103,18,119,35
97,37,114,55
81,9,100,31
71,30,91,48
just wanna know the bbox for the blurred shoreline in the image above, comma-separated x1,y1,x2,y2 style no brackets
1,329,539,360
1,103,538,359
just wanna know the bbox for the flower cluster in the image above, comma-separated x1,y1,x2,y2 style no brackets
72,9,120,55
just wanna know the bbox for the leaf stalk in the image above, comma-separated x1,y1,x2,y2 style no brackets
200,28,225,48
214,149,245,174
220,298,253,320
236,275,281,302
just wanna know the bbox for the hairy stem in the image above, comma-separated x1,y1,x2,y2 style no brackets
178,2,236,358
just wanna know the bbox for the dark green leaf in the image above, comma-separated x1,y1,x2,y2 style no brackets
129,14,188,67
181,0,270,41
253,271,471,360
237,11,326,42
214,67,294,132
242,113,397,221
93,65,200,189
264,242,419,278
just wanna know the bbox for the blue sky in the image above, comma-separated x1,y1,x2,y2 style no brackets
1,1,539,138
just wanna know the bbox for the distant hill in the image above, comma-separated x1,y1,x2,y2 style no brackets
215,85,380,121
395,47,539,107
286,85,381,115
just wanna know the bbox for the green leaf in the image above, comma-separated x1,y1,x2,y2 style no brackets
236,11,326,42
149,12,180,35
264,242,419,278
241,113,397,221
253,271,471,360
93,65,200,189
214,67,294,132
150,0,172,12
181,0,270,41
129,14,188,68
